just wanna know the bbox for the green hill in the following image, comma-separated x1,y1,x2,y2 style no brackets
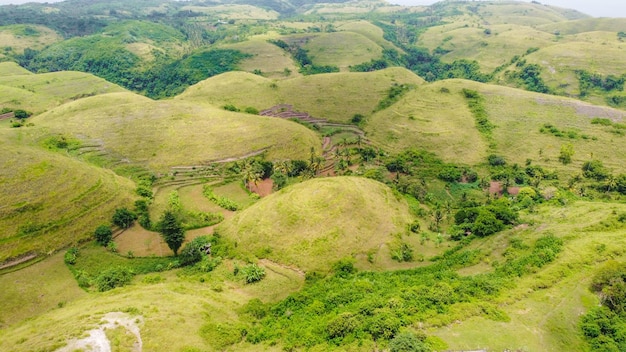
31,92,321,171
178,67,425,123
0,64,127,113
0,24,62,57
418,23,556,72
538,18,626,35
368,78,626,173
303,31,384,70
0,135,136,263
220,37,301,79
218,177,414,273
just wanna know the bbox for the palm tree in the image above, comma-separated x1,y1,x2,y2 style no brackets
242,165,262,191
606,174,617,193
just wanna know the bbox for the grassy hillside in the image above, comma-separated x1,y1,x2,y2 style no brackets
0,252,304,351
367,78,626,174
0,63,127,113
507,35,626,100
218,177,414,273
0,132,136,263
0,24,62,56
31,92,321,171
336,20,402,51
221,37,300,79
458,80,626,173
433,200,626,351
455,1,588,26
181,4,279,20
418,23,556,72
538,18,626,35
178,67,425,123
365,81,488,165
303,31,383,70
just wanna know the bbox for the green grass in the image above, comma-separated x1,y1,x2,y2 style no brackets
0,65,127,113
221,37,300,79
30,92,321,171
0,256,302,352
178,67,425,123
181,4,279,20
366,81,488,165
419,23,555,72
538,18,626,35
218,177,414,273
433,200,626,351
0,251,87,328
303,31,383,70
337,20,403,52
0,24,63,55
0,134,136,263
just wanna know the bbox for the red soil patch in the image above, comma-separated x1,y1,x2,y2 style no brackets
115,225,170,257
489,181,520,196
248,178,273,197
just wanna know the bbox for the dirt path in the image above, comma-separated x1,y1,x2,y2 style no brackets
0,253,37,271
259,259,305,278
56,312,143,352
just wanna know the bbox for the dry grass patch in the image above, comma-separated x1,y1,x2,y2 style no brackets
0,24,62,55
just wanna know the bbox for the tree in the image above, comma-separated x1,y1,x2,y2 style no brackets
157,210,185,255
112,207,136,229
559,143,574,165
94,225,113,246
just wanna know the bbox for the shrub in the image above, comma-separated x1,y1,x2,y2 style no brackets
94,225,113,246
112,207,136,229
64,247,79,265
389,332,431,352
472,211,504,237
332,258,356,278
241,263,266,283
327,313,360,339
223,104,239,112
95,267,133,292
487,154,506,166
179,236,211,266
244,107,259,114
366,311,401,340
391,242,414,262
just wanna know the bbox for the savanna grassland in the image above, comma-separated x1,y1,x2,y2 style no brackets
1,0,626,351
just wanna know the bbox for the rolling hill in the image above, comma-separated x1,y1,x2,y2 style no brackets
218,177,414,273
0,132,136,263
30,92,321,171
178,67,425,123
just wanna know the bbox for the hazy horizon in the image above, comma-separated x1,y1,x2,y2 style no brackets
0,0,624,18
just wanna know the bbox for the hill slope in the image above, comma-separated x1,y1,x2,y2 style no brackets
31,92,321,171
218,177,413,273
178,67,425,123
0,134,136,263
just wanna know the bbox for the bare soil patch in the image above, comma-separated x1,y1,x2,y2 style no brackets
248,178,273,197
